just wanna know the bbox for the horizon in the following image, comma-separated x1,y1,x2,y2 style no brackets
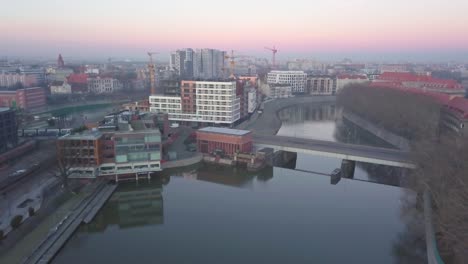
2,0,468,63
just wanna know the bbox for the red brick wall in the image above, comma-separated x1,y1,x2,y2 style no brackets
196,131,252,156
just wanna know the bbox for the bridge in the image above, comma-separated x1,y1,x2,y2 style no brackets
253,134,415,169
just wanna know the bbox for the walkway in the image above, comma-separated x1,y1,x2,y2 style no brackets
22,182,117,264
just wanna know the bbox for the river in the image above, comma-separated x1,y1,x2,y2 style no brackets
52,102,426,264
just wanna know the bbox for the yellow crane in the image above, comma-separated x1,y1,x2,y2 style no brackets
224,50,250,78
147,52,158,95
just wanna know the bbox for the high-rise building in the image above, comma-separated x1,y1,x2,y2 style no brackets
193,49,225,79
267,71,307,94
171,48,194,78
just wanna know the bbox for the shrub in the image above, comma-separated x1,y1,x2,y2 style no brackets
10,215,23,229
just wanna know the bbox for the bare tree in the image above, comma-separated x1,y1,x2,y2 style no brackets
338,84,468,263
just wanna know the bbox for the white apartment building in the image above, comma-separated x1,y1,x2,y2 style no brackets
88,77,123,94
267,71,307,94
149,81,240,125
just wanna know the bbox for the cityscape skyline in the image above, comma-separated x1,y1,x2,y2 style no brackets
2,0,468,62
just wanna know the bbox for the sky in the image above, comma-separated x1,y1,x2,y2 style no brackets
1,0,468,62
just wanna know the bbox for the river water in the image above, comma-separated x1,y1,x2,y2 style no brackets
53,103,425,264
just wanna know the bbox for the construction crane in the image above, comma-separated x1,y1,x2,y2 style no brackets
147,52,158,95
264,46,278,69
224,50,250,78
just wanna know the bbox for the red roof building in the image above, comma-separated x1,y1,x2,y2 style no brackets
376,72,463,92
67,74,88,93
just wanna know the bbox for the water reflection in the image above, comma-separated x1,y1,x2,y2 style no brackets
277,103,395,150
53,164,425,264
84,180,164,232
277,103,338,141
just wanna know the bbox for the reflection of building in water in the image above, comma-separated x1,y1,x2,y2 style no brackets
196,166,256,187
278,104,339,123
113,183,164,228
86,181,163,232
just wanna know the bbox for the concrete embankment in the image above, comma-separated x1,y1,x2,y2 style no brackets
245,96,336,136
342,111,411,151
23,182,117,264
162,154,203,169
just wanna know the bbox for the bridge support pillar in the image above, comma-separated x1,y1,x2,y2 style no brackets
341,159,356,179
272,151,297,169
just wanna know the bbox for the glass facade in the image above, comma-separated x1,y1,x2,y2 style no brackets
113,132,161,164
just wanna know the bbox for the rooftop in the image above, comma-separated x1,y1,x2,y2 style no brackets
59,130,102,140
198,127,251,136
0,107,11,113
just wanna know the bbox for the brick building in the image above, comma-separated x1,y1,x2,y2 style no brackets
196,127,252,157
0,87,46,111
57,131,103,177
181,80,196,113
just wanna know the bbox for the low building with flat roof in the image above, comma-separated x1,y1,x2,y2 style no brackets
196,127,252,157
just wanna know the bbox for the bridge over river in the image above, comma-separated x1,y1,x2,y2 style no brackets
253,134,415,169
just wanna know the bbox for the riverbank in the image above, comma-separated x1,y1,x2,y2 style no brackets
342,111,411,151
239,96,336,136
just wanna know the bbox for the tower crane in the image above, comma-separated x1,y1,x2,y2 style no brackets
264,46,278,69
224,50,250,78
147,52,158,95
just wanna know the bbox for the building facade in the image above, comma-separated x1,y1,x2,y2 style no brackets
149,81,240,125
267,71,307,94
0,108,18,153
15,87,47,110
247,88,257,114
57,119,162,179
193,49,226,79
88,77,123,94
270,84,293,98
196,127,252,157
307,75,336,95
50,81,72,94
440,97,468,138
0,87,47,111
0,72,37,88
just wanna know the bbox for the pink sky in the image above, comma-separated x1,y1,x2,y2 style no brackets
1,0,468,61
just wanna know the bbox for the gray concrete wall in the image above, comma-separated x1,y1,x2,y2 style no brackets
342,111,411,151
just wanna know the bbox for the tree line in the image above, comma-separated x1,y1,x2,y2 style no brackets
337,84,468,263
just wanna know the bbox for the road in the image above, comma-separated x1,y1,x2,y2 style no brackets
253,134,414,168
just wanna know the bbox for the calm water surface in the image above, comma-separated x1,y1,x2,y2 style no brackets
53,103,422,264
